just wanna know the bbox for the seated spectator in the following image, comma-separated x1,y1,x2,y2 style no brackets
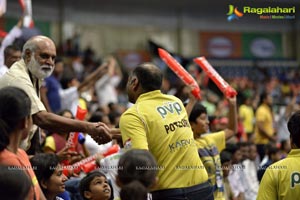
117,149,158,200
238,142,250,162
84,111,114,156
30,153,68,200
259,142,277,167
225,143,245,200
242,143,259,200
79,171,112,200
220,151,235,200
257,146,281,182
279,139,291,159
0,165,31,200
0,86,46,200
43,109,86,165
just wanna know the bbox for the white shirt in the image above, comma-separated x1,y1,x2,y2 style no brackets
228,164,246,198
100,150,124,200
95,74,121,107
243,159,259,200
0,25,22,67
59,86,78,116
84,134,113,155
0,65,7,77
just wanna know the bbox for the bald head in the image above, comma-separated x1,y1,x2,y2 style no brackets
132,63,163,92
22,35,56,58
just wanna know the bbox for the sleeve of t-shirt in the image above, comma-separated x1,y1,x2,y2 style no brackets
204,131,226,152
257,168,277,200
43,136,56,152
120,109,148,150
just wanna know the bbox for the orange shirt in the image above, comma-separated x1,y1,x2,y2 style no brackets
0,148,41,200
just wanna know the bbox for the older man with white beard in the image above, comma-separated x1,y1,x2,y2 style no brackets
0,35,112,150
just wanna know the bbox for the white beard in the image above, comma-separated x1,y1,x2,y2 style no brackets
27,54,54,79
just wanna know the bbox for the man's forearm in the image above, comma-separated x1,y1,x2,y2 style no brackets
33,110,90,133
227,100,238,133
33,110,112,144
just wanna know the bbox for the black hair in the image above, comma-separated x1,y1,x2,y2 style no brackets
132,63,163,92
224,143,239,155
120,180,148,200
264,142,276,154
0,87,31,151
30,153,60,193
259,91,268,105
89,111,106,123
237,142,250,149
54,56,63,64
220,150,232,165
4,44,21,58
0,165,31,200
280,139,289,151
60,69,76,89
189,102,207,122
57,109,74,118
288,110,300,148
118,149,157,200
268,146,280,158
79,171,113,200
108,111,121,125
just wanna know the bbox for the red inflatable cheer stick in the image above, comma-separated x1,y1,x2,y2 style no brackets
66,106,87,152
81,144,120,173
62,106,88,167
194,57,237,98
158,48,201,100
63,144,120,176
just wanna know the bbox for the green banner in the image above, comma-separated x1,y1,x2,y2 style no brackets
242,33,282,58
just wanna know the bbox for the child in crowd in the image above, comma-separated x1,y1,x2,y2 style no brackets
30,153,68,200
117,149,158,200
44,109,86,164
279,139,291,159
220,151,235,200
242,143,259,200
79,171,112,200
225,143,245,200
257,146,281,182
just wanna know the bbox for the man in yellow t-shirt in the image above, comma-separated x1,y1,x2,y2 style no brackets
120,63,213,200
257,110,300,200
254,92,275,161
239,96,254,141
187,96,237,200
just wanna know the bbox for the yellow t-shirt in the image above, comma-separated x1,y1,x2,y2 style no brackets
238,104,254,133
257,149,300,200
195,131,226,200
44,136,56,152
120,90,208,190
254,104,274,144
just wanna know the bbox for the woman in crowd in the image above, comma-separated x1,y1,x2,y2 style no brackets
0,86,46,200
